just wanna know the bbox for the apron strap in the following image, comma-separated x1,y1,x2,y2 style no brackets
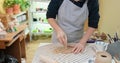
85,0,88,4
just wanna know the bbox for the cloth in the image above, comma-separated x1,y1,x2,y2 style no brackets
52,0,88,43
46,0,100,28
32,43,106,63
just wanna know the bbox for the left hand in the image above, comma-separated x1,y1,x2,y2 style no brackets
72,27,95,54
72,42,86,54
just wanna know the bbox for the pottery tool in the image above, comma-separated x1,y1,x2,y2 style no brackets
107,34,114,43
115,32,119,41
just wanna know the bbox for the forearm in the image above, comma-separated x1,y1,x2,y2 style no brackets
48,18,62,32
48,18,67,47
79,27,96,44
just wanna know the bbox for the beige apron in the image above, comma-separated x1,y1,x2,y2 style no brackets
52,0,89,43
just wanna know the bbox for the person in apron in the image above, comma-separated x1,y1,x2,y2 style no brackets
46,0,100,54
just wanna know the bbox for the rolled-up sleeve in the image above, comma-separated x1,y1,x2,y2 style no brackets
46,0,62,19
88,0,100,28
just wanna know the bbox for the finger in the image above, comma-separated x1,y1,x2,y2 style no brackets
72,43,78,52
62,37,65,45
61,35,67,47
74,47,82,54
77,48,82,54
72,46,77,52
58,38,62,44
61,36,65,46
65,35,67,44
74,48,79,54
58,37,64,45
79,45,84,53
81,48,85,53
78,48,83,53
64,35,67,48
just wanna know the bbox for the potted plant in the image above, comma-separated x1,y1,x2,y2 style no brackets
4,0,30,15
12,0,21,14
3,0,14,15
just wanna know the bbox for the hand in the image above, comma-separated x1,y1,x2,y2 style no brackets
72,42,86,54
56,30,67,47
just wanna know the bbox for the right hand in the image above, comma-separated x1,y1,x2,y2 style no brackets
56,29,67,47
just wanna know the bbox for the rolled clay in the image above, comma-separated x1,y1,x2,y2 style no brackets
95,51,112,63
53,45,74,54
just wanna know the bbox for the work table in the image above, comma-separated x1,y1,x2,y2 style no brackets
32,42,109,63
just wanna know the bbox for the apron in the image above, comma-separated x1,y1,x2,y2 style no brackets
52,0,89,43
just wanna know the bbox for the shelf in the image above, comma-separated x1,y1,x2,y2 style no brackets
0,11,28,63
12,11,27,18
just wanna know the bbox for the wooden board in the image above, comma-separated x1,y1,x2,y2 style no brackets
0,21,28,42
